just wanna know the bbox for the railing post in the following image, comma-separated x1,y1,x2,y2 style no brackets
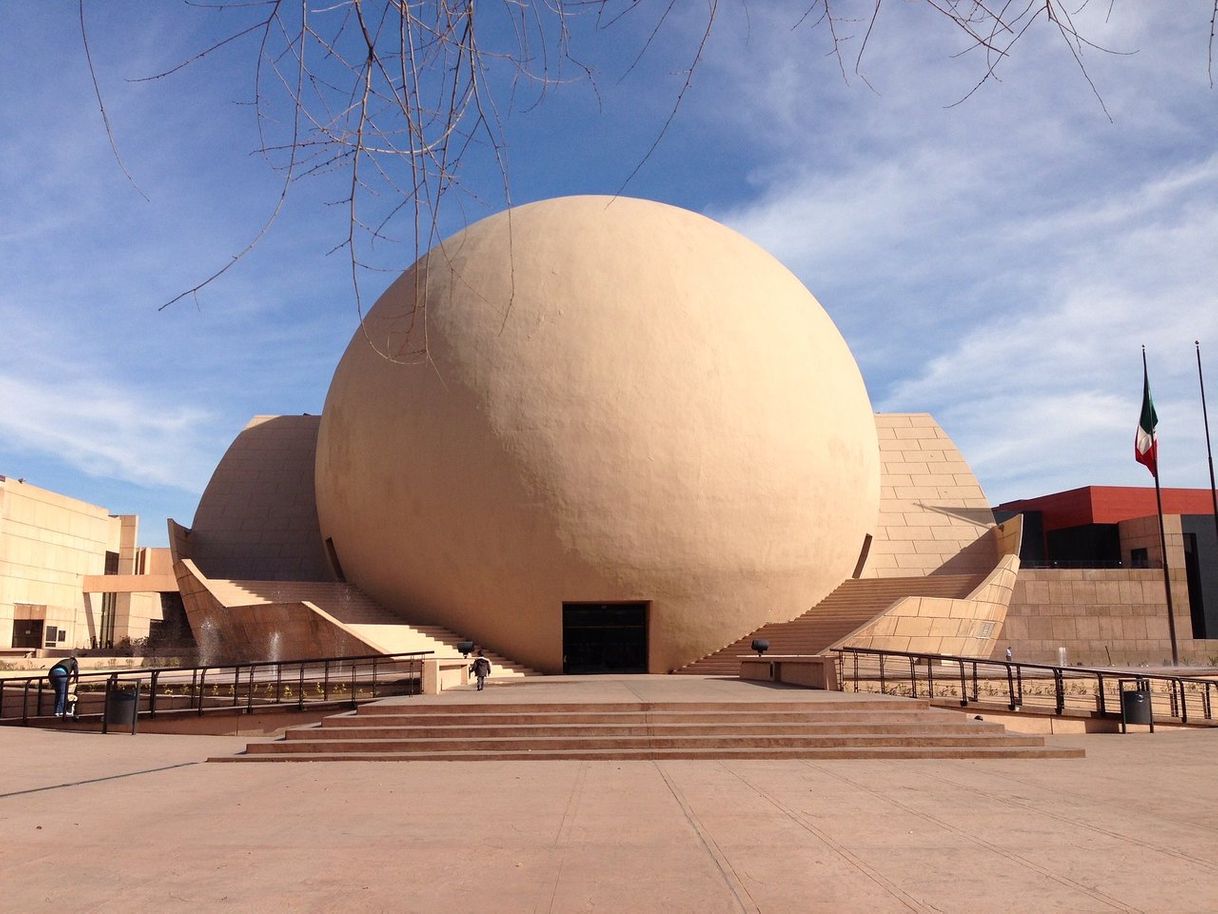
971,661,979,703
879,655,886,695
908,657,917,699
1178,679,1188,724
149,670,160,718
197,667,207,716
1054,669,1065,716
371,657,379,700
102,674,114,734
927,657,935,699
958,660,968,707
1006,662,1017,710
323,659,331,701
232,665,241,707
351,660,358,710
298,664,305,712
275,662,283,704
246,665,257,715
1095,673,1106,714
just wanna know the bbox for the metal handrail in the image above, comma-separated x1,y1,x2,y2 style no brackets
833,646,1218,725
0,649,433,727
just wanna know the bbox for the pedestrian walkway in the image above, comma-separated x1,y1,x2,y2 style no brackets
3,676,1217,912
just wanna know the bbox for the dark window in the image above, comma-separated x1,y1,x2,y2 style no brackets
45,625,58,647
1131,548,1149,569
12,620,43,650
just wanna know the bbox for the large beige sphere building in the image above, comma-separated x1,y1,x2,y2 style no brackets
314,196,880,673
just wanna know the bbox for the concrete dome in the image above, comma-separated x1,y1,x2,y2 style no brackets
315,196,880,673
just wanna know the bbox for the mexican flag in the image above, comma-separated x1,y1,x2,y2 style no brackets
1135,365,1158,478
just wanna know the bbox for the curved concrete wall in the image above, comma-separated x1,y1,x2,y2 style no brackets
191,416,333,582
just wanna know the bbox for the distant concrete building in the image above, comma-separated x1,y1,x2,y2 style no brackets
995,486,1218,664
0,476,176,653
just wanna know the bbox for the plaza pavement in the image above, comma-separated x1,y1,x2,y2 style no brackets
3,675,1218,913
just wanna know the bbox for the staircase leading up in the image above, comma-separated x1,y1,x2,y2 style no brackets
675,574,985,676
208,578,537,679
213,697,1083,762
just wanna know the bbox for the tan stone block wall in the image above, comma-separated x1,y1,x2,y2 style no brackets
864,414,997,578
998,566,1218,665
0,478,123,649
844,553,1017,656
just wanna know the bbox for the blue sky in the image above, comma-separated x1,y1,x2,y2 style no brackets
2,3,1216,547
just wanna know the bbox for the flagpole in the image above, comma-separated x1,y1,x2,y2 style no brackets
1145,346,1180,665
1196,341,1218,553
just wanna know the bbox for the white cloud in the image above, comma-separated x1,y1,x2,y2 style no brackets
0,373,219,492
699,7,1218,504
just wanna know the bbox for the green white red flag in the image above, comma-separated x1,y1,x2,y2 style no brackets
1135,364,1158,478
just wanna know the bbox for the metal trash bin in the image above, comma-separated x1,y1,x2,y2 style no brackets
105,687,138,727
1115,682,1154,736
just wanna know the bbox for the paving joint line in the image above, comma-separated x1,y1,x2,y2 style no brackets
654,761,759,913
0,761,202,799
717,761,928,913
803,761,1142,913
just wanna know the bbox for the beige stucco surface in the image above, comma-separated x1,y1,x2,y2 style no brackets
190,415,333,582
316,196,880,673
0,477,162,649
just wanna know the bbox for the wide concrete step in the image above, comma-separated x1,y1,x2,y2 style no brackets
245,733,1049,753
348,706,925,721
316,709,965,727
218,693,1079,763
214,745,1084,762
289,721,1009,739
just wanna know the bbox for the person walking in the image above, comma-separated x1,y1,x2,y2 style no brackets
470,651,492,691
48,656,80,718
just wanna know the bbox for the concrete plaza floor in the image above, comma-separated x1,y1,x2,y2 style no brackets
4,675,1218,913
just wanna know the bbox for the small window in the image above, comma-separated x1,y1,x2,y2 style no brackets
58,629,67,643
45,625,58,647
1131,548,1149,569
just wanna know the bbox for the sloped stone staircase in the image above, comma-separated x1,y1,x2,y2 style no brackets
675,573,985,675
213,697,1083,762
207,578,536,679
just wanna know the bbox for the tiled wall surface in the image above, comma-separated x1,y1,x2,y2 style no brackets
864,414,997,578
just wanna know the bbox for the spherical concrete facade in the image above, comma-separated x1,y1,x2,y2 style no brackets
315,196,880,673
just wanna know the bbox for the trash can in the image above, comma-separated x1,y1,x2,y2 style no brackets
1121,687,1152,725
106,687,138,727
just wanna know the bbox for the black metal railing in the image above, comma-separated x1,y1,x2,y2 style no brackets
833,646,1218,725
0,650,432,729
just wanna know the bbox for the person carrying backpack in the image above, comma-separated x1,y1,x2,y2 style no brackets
470,651,492,691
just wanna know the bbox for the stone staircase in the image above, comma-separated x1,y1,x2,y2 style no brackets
675,573,985,675
213,697,1083,762
207,578,536,679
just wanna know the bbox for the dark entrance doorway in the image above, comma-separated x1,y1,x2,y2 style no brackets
562,602,648,674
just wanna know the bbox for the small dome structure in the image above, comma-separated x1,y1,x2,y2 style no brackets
315,196,880,672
